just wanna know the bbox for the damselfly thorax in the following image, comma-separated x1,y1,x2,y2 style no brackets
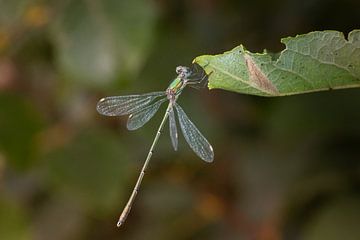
166,66,192,103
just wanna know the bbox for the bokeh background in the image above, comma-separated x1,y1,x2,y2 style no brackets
1,0,360,239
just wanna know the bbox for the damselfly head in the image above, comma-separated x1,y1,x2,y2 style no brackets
176,66,192,79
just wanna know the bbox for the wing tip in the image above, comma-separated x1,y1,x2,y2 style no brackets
97,97,107,106
205,145,214,163
96,98,106,112
204,155,214,163
201,149,214,163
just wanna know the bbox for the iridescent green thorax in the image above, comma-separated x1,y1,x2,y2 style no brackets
166,66,192,101
168,77,183,93
166,77,185,102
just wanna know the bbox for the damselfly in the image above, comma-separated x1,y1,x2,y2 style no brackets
96,65,214,227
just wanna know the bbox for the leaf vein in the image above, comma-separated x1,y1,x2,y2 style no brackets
209,63,272,95
287,48,358,78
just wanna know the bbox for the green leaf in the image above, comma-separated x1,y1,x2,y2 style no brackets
194,30,360,96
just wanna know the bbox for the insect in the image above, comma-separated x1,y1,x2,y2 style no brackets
96,64,214,227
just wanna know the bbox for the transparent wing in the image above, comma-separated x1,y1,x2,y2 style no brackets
127,98,167,130
169,106,178,151
175,103,214,162
96,92,165,116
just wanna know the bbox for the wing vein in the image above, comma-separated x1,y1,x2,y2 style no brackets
175,103,213,162
97,92,165,116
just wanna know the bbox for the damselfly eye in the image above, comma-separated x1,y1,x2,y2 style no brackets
176,66,184,74
176,66,192,79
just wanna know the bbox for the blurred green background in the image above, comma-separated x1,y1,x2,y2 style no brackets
0,0,359,239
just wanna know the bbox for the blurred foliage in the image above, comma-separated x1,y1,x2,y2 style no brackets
302,197,360,240
0,0,359,240
0,93,43,169
44,128,131,212
51,0,157,86
0,197,29,240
